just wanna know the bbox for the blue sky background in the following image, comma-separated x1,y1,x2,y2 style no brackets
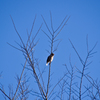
0,0,100,99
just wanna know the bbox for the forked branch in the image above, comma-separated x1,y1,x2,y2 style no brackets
42,12,70,99
69,37,97,100
9,15,46,99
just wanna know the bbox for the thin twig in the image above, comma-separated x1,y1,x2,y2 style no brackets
12,59,27,100
42,30,52,41
10,15,25,48
37,62,46,94
69,39,84,65
0,88,11,100
54,15,68,33
48,73,67,99
28,23,43,53
41,15,52,35
69,37,97,100
7,42,25,53
26,15,37,48
50,11,54,33
54,16,70,39
46,63,51,98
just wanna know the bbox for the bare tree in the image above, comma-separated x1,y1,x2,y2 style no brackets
41,11,70,100
58,36,99,100
0,13,70,100
0,14,42,100
0,13,99,100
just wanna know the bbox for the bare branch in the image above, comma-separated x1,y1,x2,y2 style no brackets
53,39,62,52
48,73,67,99
26,51,46,99
45,49,50,54
50,11,54,33
69,36,97,100
88,42,98,54
42,13,70,99
28,23,43,53
33,23,43,41
7,42,25,53
69,39,84,65
41,15,52,35
12,60,27,100
54,16,70,39
10,15,25,48
26,15,37,48
54,15,68,33
36,61,46,93
69,58,74,100
42,29,52,41
0,88,11,100
46,63,51,98
61,80,65,100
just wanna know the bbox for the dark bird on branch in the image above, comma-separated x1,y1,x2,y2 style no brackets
46,53,54,66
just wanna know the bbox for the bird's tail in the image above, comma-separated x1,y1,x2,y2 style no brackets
46,63,48,66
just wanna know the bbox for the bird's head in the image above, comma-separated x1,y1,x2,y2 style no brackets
51,53,54,56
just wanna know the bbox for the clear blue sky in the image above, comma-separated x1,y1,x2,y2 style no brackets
0,0,100,99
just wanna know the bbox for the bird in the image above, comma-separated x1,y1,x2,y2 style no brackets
46,53,54,66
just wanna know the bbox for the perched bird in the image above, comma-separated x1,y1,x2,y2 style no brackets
46,53,54,66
